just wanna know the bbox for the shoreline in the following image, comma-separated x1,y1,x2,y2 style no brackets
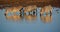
0,0,60,9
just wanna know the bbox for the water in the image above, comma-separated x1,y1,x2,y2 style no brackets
0,6,60,32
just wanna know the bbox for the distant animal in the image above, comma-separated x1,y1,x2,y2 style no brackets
23,5,37,15
40,5,53,15
4,6,23,16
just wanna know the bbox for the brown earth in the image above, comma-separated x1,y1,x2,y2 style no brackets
0,0,60,8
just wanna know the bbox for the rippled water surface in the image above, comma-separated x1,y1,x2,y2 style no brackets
0,6,60,32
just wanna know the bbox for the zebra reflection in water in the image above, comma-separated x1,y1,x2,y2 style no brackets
5,14,23,21
40,14,52,23
24,14,37,21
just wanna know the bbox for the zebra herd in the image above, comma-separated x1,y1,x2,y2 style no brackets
4,5,53,16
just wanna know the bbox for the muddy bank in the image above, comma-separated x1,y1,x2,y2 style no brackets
0,0,60,9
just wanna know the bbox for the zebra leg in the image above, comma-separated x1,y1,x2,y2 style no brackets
4,12,8,16
40,12,43,16
36,9,37,15
4,13,6,16
50,10,52,15
32,10,35,15
29,12,30,15
50,11,52,16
